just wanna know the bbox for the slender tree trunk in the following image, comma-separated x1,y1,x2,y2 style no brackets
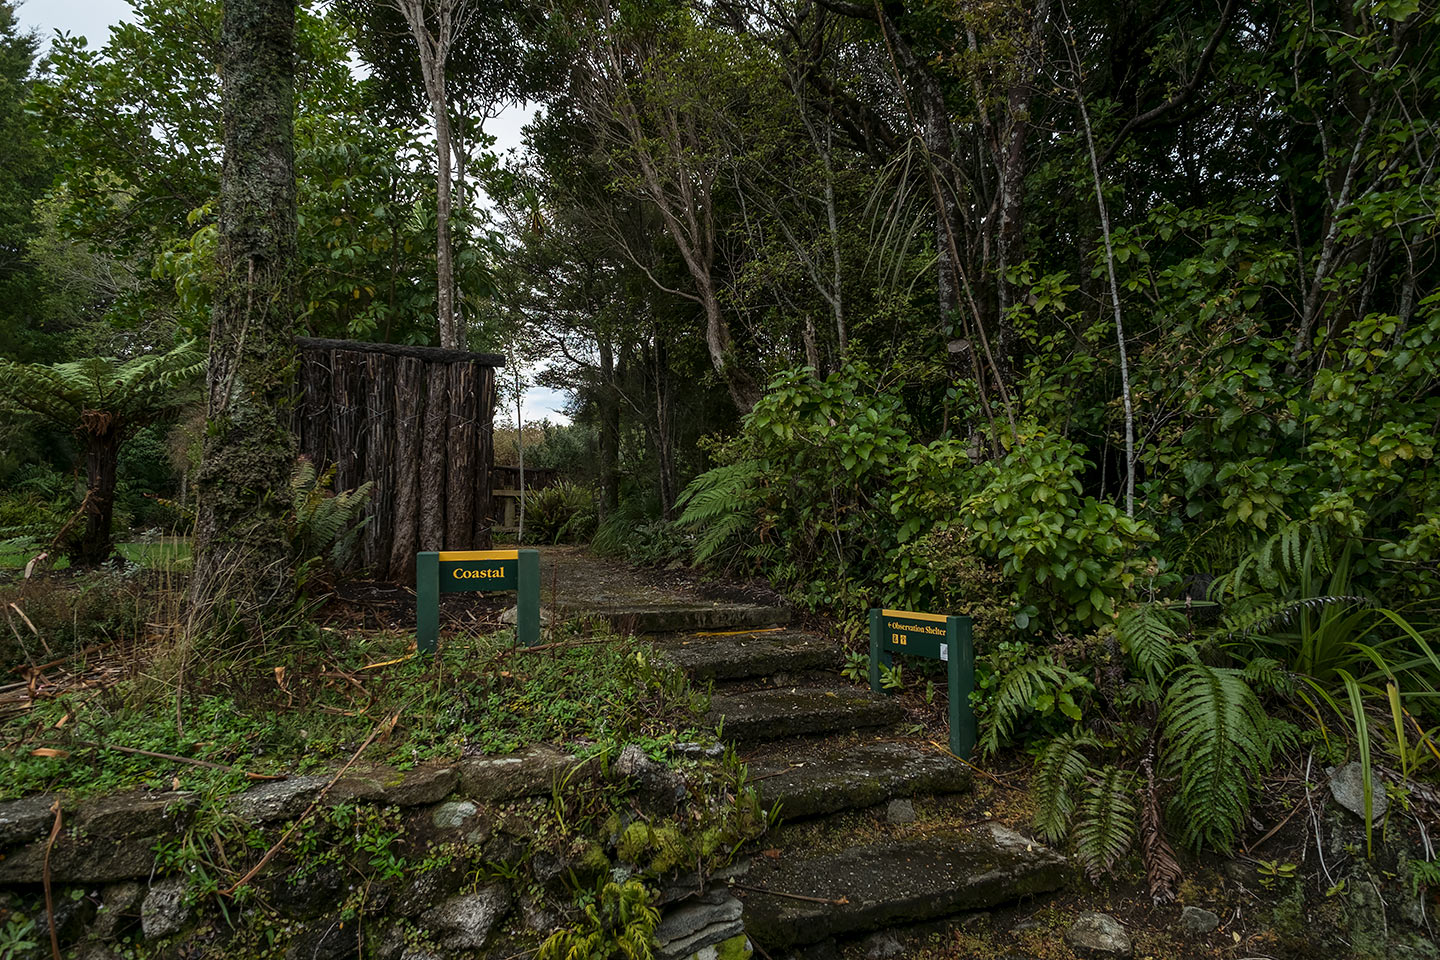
597,335,620,516
434,73,456,348
191,0,298,621
654,338,677,519
513,356,525,542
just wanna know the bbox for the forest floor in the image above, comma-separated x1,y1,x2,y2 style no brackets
1,547,1433,958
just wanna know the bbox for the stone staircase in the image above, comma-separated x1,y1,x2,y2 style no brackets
536,550,1065,958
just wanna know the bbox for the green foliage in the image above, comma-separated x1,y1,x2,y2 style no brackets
537,880,659,960
0,342,205,431
1032,732,1099,844
1073,765,1138,880
1161,665,1275,852
525,482,598,545
288,458,372,583
979,660,1092,755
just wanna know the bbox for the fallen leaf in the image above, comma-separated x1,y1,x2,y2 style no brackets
171,776,181,791
761,848,782,859
274,666,286,686
31,748,69,759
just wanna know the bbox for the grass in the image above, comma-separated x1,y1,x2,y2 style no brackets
1,624,712,801
0,537,192,571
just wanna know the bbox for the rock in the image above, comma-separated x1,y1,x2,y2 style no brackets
859,930,905,958
47,887,99,944
419,886,511,951
76,792,194,837
656,890,745,960
0,830,160,883
886,799,916,825
392,867,464,918
679,933,752,960
0,794,58,847
657,631,834,682
94,881,146,938
229,776,332,822
431,800,479,830
741,824,1067,947
708,687,905,743
616,744,686,811
1065,912,1133,958
1180,905,1220,936
750,738,970,821
286,914,362,960
670,742,725,759
457,745,594,802
385,766,459,806
140,877,191,941
1328,762,1388,825
266,862,346,920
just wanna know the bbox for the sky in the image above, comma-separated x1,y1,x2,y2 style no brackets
21,0,568,426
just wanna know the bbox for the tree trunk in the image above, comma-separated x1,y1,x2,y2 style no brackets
363,353,394,571
434,76,456,348
75,426,120,566
597,334,620,516
419,362,449,550
446,361,476,548
654,339,677,519
388,356,424,580
190,0,298,622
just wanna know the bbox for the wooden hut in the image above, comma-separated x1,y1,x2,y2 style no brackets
295,337,504,581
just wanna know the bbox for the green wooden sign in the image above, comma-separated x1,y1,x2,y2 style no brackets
417,549,540,654
869,608,975,759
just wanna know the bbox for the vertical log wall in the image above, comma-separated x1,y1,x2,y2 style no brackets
295,337,503,582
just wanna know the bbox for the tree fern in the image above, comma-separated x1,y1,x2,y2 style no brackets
1161,664,1273,852
1073,765,1138,880
979,660,1090,755
1032,732,1099,843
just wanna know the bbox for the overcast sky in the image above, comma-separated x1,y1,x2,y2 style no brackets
20,0,567,425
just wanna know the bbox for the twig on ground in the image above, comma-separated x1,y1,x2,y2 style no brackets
50,740,284,781
926,740,1022,791
729,881,848,905
220,705,406,896
43,799,62,960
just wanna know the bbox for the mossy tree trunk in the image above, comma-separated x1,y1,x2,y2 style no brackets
190,0,299,624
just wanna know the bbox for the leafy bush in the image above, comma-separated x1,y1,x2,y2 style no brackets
288,458,371,584
524,481,598,544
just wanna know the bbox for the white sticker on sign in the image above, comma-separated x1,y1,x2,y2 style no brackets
940,643,948,661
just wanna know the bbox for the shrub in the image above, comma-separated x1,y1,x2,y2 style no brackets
523,481,598,544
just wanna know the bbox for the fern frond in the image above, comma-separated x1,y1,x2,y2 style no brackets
676,460,763,564
1032,732,1100,843
1073,766,1138,879
1116,605,1183,679
979,660,1089,755
1161,664,1272,852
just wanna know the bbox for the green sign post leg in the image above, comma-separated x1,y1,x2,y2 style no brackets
517,549,540,647
417,551,439,657
947,615,976,759
868,608,892,694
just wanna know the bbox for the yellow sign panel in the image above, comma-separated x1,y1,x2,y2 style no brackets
437,549,520,562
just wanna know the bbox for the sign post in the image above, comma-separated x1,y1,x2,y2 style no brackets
417,549,540,655
869,607,975,759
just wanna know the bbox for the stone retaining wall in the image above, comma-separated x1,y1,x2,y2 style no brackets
0,744,752,960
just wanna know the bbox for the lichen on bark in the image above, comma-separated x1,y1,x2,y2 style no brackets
190,0,300,624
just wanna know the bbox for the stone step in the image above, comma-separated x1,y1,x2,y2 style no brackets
547,601,791,635
739,824,1067,947
710,686,904,742
656,630,837,682
749,739,972,820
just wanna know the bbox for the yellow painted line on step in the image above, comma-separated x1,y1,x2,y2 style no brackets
692,626,787,637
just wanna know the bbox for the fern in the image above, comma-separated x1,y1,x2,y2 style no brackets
1073,766,1138,880
1161,664,1273,852
1032,732,1099,843
676,460,762,563
979,660,1090,755
1116,605,1184,680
